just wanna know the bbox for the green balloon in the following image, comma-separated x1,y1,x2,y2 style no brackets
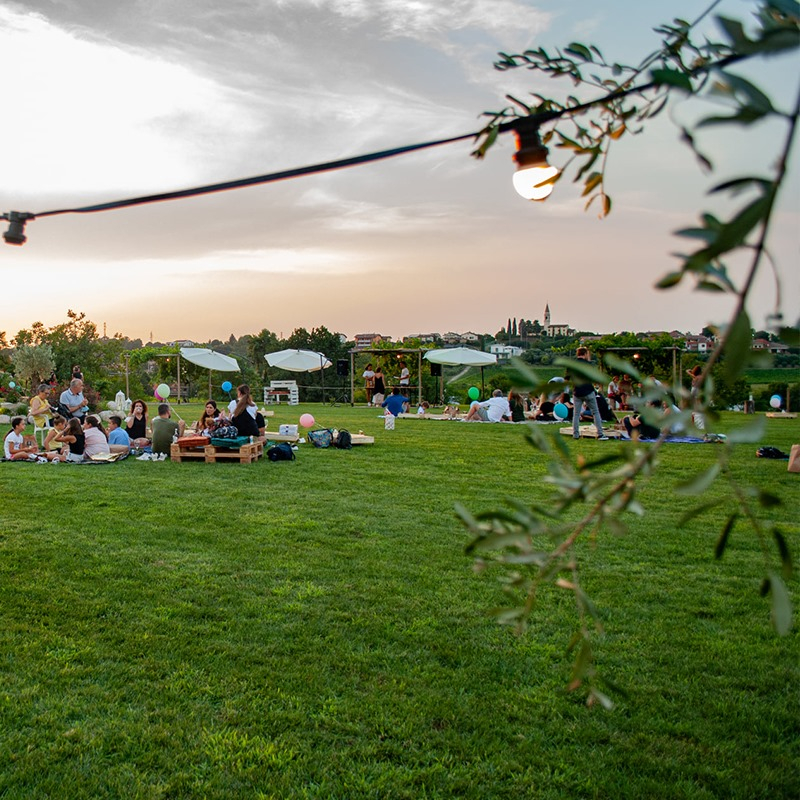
468,387,480,401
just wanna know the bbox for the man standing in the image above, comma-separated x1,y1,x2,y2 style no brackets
151,403,185,457
59,378,89,420
570,347,608,440
465,389,511,422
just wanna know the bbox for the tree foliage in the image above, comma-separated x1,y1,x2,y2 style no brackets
11,344,55,391
466,1,799,707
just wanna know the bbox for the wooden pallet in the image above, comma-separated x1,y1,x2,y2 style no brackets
170,441,264,463
205,442,262,464
170,442,207,463
560,426,623,439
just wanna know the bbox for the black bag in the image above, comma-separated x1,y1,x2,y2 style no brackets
756,446,789,459
268,443,295,461
334,429,352,449
213,424,240,439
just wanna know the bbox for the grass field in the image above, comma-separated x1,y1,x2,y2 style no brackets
1,405,798,799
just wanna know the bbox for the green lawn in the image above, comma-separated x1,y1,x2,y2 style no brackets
0,405,797,799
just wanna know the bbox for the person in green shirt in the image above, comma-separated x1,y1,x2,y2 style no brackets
150,403,185,456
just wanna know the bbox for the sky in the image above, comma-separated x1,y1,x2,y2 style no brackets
0,0,797,344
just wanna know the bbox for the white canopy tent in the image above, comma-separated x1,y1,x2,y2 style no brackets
424,347,497,398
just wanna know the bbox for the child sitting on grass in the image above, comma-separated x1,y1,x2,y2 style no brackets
4,417,40,461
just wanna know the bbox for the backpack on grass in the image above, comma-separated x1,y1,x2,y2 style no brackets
334,430,352,449
267,443,295,461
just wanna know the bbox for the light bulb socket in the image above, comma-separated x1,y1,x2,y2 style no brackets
2,211,34,246
513,125,550,169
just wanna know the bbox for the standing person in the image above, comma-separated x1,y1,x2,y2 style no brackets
151,403,185,457
607,376,620,410
83,415,110,458
397,361,410,392
71,365,83,382
227,384,259,438
569,348,608,440
29,384,53,428
107,415,131,454
47,371,58,389
4,417,39,461
464,389,512,422
362,363,375,406
372,365,386,407
686,364,706,431
59,378,89,420
125,399,151,449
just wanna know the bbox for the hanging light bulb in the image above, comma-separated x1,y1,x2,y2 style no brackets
512,125,559,201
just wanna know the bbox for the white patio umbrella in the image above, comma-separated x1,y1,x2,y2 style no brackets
179,347,240,398
424,347,497,367
265,349,332,401
265,349,332,372
424,347,497,397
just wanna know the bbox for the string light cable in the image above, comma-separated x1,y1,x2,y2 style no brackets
0,48,754,246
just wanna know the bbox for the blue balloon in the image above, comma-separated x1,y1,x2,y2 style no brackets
221,381,233,393
553,402,569,420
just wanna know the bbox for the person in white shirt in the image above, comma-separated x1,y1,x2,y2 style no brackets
464,389,512,422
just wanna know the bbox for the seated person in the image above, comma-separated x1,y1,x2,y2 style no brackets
381,387,409,417
125,399,151,449
43,414,68,456
59,378,89,420
417,400,430,415
255,411,266,438
508,390,526,423
195,400,221,432
30,384,54,428
107,415,131,454
83,415,111,458
151,403,185,456
54,417,86,462
621,400,662,440
4,417,40,461
465,389,512,422
228,385,260,438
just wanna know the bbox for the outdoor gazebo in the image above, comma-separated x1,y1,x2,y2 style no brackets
347,348,424,406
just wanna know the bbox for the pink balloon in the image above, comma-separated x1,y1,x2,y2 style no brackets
299,413,315,428
154,385,163,401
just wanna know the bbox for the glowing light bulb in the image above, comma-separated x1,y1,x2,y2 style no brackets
512,164,559,201
511,123,559,202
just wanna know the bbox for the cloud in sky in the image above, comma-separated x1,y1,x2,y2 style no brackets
0,0,797,344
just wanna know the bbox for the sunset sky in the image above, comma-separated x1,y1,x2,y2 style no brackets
1,0,797,344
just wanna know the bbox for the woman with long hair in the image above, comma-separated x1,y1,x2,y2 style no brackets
83,414,110,458
196,400,221,432
55,417,86,462
228,384,259,438
125,399,150,449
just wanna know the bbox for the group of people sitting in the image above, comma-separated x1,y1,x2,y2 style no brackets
4,383,264,463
